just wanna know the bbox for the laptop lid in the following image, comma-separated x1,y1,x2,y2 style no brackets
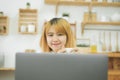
15,53,108,80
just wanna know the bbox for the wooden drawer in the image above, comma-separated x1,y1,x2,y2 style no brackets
108,75,120,80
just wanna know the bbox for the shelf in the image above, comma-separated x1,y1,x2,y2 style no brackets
0,16,9,35
0,68,15,71
108,70,120,75
91,2,120,7
45,0,120,15
19,9,37,13
59,1,120,7
81,22,120,34
82,22,120,25
18,9,38,34
45,0,58,4
45,0,120,7
0,33,8,35
57,1,90,6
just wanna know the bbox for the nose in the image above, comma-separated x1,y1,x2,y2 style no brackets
52,35,59,41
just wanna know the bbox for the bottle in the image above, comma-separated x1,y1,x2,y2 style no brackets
92,10,97,22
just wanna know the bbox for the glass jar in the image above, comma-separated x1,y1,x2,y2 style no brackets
90,37,97,53
90,44,97,53
83,10,90,22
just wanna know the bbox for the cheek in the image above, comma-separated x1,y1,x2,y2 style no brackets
46,37,51,44
61,36,67,45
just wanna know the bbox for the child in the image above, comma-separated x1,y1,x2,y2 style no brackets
40,18,79,53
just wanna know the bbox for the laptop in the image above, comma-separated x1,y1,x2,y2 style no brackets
15,53,108,80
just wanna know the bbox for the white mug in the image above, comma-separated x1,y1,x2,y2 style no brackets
20,25,27,32
65,48,73,53
28,24,35,32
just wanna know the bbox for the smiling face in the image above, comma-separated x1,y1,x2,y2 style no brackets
46,26,67,52
40,18,76,52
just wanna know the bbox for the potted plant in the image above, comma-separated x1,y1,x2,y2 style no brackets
26,2,31,9
62,13,69,17
62,13,70,21
0,12,3,16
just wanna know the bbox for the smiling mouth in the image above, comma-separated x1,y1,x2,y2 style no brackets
52,44,59,46
52,43,61,46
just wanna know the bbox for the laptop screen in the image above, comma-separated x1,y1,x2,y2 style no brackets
15,53,108,80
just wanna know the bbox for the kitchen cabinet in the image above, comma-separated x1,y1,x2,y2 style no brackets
0,68,15,80
108,53,120,80
0,16,8,35
18,9,38,34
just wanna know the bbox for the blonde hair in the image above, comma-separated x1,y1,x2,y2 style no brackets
40,18,76,52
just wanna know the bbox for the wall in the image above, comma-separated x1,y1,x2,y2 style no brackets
0,0,54,68
0,0,120,80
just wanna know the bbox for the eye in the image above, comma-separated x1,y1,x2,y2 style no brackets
57,33,64,36
47,34,53,36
